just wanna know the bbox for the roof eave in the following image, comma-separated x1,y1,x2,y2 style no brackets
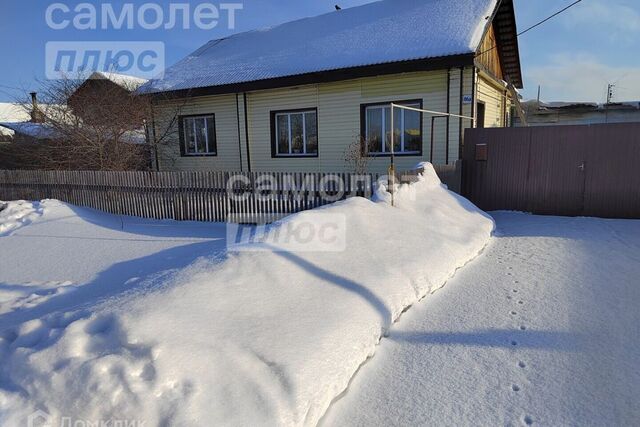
148,53,476,100
492,0,523,88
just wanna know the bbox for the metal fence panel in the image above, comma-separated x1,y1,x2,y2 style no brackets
463,123,640,219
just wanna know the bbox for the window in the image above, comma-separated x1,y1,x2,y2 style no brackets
271,109,318,157
361,101,422,156
180,115,216,156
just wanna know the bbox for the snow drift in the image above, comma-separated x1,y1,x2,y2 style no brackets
0,200,43,236
0,164,493,426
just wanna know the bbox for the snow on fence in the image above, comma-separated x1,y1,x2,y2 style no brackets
0,164,460,222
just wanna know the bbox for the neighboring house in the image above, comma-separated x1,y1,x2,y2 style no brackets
142,0,523,174
0,72,149,144
517,101,640,127
68,71,148,126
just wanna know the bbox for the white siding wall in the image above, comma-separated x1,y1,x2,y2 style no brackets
155,68,477,173
155,94,242,171
249,71,455,173
476,73,509,128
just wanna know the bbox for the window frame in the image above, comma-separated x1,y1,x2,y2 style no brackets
270,108,319,158
360,99,424,157
178,113,218,157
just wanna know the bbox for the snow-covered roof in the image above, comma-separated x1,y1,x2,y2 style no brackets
0,103,31,136
0,122,57,140
0,103,30,123
527,100,640,112
546,101,599,109
88,71,148,90
0,121,146,144
142,0,497,94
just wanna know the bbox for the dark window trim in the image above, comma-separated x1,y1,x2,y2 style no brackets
270,107,319,158
243,93,252,171
235,94,243,171
178,113,218,157
457,67,464,164
445,69,451,163
360,99,424,158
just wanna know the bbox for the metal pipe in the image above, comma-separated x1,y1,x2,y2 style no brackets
391,103,475,123
389,103,395,207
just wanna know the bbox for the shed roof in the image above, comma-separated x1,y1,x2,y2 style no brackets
0,103,30,123
142,0,502,95
0,122,57,140
87,72,149,90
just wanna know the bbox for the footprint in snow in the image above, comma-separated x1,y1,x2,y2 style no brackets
0,329,18,344
524,415,534,425
85,314,116,335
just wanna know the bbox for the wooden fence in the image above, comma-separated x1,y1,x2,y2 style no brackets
0,170,385,223
0,164,461,222
432,160,462,193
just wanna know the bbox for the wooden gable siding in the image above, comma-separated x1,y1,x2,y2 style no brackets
476,24,503,82
477,74,509,128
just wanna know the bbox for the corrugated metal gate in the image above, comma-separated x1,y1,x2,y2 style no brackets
462,123,640,219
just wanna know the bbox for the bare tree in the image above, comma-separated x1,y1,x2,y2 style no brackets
0,74,185,171
344,135,371,174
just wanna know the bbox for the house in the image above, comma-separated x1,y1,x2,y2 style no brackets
142,0,523,174
0,72,149,144
0,73,151,170
67,71,148,126
517,100,640,127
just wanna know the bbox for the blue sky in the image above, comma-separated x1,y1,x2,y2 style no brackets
0,0,639,103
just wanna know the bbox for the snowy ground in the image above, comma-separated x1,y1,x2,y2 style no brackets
323,212,640,426
0,166,494,426
2,180,638,426
0,200,226,328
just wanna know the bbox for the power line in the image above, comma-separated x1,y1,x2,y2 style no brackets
476,0,584,57
518,0,583,37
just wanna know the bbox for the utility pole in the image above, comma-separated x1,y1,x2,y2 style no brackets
605,83,616,124
607,83,615,104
